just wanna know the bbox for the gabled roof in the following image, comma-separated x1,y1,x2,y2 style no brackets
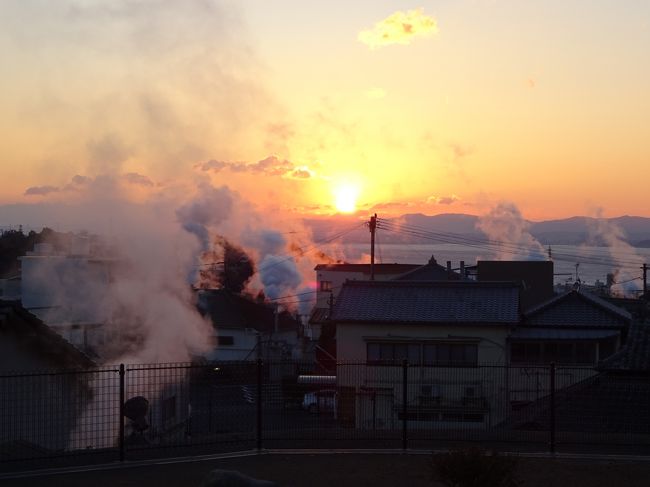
0,301,95,370
524,289,631,327
392,256,462,281
314,263,419,274
331,280,520,325
197,290,300,334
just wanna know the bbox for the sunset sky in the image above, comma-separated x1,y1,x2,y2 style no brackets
2,0,649,222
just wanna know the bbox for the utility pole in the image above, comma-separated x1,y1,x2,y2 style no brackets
327,292,334,320
643,263,648,299
369,213,377,280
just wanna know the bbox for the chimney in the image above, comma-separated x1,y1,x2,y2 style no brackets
460,261,465,279
447,261,452,279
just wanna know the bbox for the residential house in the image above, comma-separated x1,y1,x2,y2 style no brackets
197,289,302,363
329,277,633,430
331,280,521,429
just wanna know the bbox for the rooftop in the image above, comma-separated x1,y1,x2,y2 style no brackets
331,280,520,324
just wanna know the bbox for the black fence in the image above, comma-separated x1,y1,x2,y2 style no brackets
2,360,650,472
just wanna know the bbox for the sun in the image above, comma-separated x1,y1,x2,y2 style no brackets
333,183,360,213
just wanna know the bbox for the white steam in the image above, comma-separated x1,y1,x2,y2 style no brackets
476,202,545,260
587,211,644,297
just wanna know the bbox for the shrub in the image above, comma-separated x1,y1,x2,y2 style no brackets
431,447,521,487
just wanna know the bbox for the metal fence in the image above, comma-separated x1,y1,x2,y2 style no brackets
2,360,650,472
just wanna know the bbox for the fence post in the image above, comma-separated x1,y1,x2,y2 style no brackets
257,358,263,451
402,359,408,451
549,362,556,454
119,363,125,462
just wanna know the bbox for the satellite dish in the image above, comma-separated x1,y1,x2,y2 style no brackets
124,396,149,432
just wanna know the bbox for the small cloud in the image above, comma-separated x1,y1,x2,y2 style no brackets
289,166,314,179
122,172,154,187
24,185,60,196
427,194,460,205
365,87,387,99
359,9,438,49
196,155,315,180
196,159,228,172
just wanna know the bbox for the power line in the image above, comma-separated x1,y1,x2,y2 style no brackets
375,222,645,270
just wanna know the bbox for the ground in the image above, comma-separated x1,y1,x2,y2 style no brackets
3,452,650,487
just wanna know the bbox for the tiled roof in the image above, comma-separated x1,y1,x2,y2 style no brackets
392,260,462,281
600,320,650,372
331,280,520,324
524,289,631,327
308,307,330,324
0,301,95,370
314,263,420,274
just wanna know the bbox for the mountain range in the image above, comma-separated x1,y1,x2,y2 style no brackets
305,214,650,247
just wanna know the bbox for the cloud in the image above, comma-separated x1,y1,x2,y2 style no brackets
358,9,438,49
24,185,60,196
122,172,154,187
427,194,460,205
289,166,313,179
196,155,314,179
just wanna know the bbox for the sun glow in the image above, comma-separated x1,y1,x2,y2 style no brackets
333,183,360,213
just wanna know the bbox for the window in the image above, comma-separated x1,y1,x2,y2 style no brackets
423,343,478,366
510,341,598,365
217,335,234,346
320,280,332,291
367,342,476,366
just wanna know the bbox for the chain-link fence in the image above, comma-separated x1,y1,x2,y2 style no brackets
2,360,650,472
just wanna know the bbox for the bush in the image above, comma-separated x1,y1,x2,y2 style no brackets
431,448,520,487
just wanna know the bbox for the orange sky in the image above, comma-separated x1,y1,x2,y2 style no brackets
1,1,649,222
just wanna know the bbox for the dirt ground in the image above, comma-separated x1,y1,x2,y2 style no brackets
3,452,650,487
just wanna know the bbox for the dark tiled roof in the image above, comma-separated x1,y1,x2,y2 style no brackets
0,301,95,370
308,307,330,324
600,320,650,372
524,289,631,327
314,263,420,274
331,280,520,324
197,290,300,334
392,259,462,281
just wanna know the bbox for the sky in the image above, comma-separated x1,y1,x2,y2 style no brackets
1,0,650,223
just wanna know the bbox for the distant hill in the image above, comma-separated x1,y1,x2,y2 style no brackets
304,213,650,247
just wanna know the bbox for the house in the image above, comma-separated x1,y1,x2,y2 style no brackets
511,288,631,366
0,301,95,459
504,319,650,440
197,289,302,362
329,277,633,430
331,280,521,429
309,258,463,361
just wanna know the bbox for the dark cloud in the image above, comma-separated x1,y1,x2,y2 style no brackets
122,172,154,187
24,185,60,196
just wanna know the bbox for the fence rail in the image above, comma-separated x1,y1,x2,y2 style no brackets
1,360,650,472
